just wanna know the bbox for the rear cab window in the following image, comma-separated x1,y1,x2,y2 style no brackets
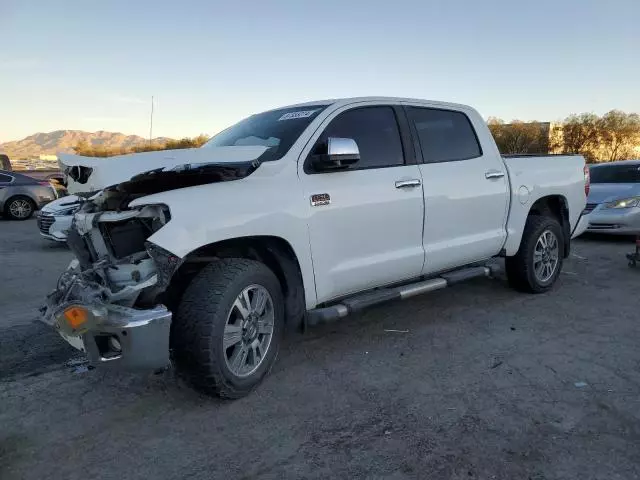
406,107,482,163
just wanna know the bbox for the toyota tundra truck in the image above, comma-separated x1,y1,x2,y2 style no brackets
42,97,590,398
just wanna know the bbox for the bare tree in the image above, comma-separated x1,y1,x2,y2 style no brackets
74,135,210,157
489,110,640,162
559,113,600,162
488,119,550,154
597,110,640,162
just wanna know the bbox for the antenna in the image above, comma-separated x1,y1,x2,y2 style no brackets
149,96,154,144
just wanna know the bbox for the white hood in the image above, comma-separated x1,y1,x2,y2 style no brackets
58,146,269,194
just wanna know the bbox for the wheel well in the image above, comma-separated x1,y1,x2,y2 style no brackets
4,195,36,212
528,195,571,257
165,236,306,331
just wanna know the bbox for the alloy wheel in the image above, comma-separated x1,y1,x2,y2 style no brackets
9,199,32,219
223,284,275,378
533,229,559,283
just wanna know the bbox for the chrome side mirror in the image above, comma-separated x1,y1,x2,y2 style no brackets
312,137,360,171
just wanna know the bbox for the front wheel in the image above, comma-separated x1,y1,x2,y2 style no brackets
506,215,564,293
172,258,284,398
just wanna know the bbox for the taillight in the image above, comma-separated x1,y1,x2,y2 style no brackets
583,165,590,197
39,181,58,198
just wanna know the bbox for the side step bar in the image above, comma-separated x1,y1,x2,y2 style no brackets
306,265,498,326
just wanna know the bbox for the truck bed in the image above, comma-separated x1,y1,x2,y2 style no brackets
502,153,581,158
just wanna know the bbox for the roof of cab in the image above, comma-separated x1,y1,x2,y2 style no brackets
274,96,473,112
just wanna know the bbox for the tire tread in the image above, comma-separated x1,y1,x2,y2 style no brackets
172,258,282,399
505,215,564,294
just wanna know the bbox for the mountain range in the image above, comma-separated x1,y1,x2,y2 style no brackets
0,130,171,159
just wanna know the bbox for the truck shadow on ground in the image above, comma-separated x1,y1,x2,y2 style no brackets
41,241,69,250
0,321,80,381
1,275,519,406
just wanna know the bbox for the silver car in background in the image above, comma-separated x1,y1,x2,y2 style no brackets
585,160,640,235
0,170,57,220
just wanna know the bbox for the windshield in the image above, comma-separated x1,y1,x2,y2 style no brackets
589,164,640,184
203,105,330,161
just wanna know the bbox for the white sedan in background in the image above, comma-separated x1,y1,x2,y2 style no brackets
36,195,81,242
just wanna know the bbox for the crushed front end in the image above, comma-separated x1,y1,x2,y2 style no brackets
40,188,181,370
41,160,259,370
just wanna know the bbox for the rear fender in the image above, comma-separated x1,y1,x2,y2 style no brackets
3,188,39,208
503,155,586,256
505,194,570,257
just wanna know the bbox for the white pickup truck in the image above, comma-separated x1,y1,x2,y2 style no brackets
42,97,590,398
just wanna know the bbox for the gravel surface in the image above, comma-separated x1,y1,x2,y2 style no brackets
1,219,639,480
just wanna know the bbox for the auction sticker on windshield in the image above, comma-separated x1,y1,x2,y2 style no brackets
278,110,319,121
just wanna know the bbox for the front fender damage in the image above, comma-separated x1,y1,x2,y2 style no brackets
45,207,180,318
40,205,178,369
41,159,261,368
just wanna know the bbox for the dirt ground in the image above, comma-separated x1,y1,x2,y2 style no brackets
1,219,639,480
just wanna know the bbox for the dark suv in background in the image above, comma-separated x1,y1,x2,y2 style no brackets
0,170,57,220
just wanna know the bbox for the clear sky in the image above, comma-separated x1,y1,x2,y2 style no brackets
1,0,639,142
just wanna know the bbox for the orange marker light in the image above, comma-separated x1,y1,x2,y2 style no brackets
63,306,89,329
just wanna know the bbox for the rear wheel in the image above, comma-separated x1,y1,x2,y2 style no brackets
172,258,284,398
506,215,564,293
5,196,35,220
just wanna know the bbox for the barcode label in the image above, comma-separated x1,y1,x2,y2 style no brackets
278,109,319,121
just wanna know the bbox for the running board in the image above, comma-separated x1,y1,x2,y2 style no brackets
306,265,499,326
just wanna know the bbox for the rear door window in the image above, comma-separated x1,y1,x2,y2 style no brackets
407,107,482,163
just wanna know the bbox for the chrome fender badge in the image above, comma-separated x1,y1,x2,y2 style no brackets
310,193,330,207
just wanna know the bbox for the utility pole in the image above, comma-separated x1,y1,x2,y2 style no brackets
149,96,154,145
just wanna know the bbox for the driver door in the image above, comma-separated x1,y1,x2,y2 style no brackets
299,105,425,303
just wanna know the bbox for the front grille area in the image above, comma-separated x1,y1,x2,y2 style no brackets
583,203,598,214
37,213,55,235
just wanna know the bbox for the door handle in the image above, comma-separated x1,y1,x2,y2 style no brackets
485,170,505,179
395,179,422,189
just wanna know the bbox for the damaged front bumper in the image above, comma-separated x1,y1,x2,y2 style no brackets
41,298,172,369
40,191,183,370
41,225,179,370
